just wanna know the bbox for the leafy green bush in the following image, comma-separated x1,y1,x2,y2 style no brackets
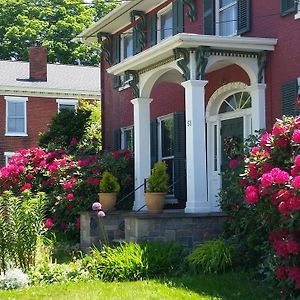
186,239,234,274
99,171,120,193
146,161,169,193
82,241,185,282
0,191,47,273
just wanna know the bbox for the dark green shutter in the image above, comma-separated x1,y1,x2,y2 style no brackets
172,0,184,35
150,119,158,167
173,112,186,201
113,35,121,89
237,0,251,35
113,128,121,150
203,0,215,35
133,27,139,55
148,14,157,47
281,0,297,16
281,79,299,116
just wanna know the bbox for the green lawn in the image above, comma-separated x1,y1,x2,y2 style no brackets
0,273,273,300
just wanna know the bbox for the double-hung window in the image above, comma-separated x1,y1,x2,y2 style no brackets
56,99,78,112
157,5,173,42
121,126,134,152
217,0,237,36
122,32,133,60
158,115,174,195
5,96,27,136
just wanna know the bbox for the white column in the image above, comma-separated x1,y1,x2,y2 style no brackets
249,83,266,131
181,80,210,213
131,98,153,211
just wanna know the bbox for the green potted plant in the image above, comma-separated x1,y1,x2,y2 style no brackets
145,161,169,213
98,171,120,211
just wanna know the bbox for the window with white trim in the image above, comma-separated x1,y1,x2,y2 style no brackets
157,4,173,42
296,2,300,19
158,114,174,195
121,126,134,152
216,0,237,36
5,96,27,136
4,152,15,166
56,99,78,112
121,31,133,60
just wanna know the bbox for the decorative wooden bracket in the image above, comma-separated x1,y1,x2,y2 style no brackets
182,0,197,22
97,32,112,65
130,10,146,53
125,70,139,98
257,51,267,84
195,46,210,80
174,48,190,81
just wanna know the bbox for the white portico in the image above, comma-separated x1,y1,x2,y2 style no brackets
107,33,277,213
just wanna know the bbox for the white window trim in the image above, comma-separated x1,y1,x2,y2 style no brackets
5,96,28,137
121,125,134,150
4,152,15,166
295,2,300,19
215,0,237,36
56,99,78,112
157,3,172,42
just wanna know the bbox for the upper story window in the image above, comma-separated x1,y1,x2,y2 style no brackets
158,5,173,41
56,99,78,112
216,0,237,36
5,96,27,136
122,32,133,59
280,0,300,18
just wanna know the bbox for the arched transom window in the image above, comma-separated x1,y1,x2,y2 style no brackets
219,92,251,114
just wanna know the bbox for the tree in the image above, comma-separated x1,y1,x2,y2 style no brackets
0,0,120,65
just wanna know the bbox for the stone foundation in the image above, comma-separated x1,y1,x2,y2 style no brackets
80,210,226,252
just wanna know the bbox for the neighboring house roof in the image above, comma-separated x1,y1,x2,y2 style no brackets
0,60,101,99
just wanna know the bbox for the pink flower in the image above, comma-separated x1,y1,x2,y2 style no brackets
27,174,34,180
70,137,78,146
229,159,239,169
48,162,58,172
67,193,74,201
251,146,260,155
292,176,300,189
260,132,271,148
111,151,121,159
274,170,290,184
45,218,54,229
60,159,67,167
288,196,300,211
272,124,287,135
261,173,274,188
276,137,289,148
92,202,102,211
295,155,300,167
292,129,300,144
92,168,100,175
278,201,289,214
97,211,106,218
63,181,74,189
245,186,259,205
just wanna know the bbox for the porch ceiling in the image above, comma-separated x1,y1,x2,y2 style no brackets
107,33,277,76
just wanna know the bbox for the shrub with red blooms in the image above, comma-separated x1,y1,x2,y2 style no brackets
0,147,133,239
224,116,300,298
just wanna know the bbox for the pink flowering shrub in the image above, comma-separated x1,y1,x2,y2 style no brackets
0,147,133,239
221,116,300,298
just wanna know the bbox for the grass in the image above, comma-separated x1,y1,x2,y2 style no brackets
0,273,273,300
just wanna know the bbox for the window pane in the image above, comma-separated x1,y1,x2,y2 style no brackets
161,10,173,39
8,118,24,133
124,128,134,152
162,158,174,194
214,125,218,171
15,102,24,116
220,0,235,8
219,5,237,36
8,102,15,116
124,34,133,58
15,118,25,132
59,104,75,111
161,118,174,157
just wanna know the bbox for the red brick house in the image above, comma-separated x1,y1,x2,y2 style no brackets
0,47,100,166
77,0,299,213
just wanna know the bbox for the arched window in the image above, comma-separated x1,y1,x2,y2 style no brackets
219,92,251,114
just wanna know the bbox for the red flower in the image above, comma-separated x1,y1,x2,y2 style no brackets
20,183,32,191
260,132,271,148
276,137,289,148
286,241,300,255
295,155,300,167
70,137,78,146
229,159,239,169
278,201,289,214
292,176,300,189
63,181,74,189
261,173,274,188
289,266,300,282
111,151,121,158
87,177,100,185
272,124,287,135
45,217,54,229
292,129,300,144
276,266,288,281
27,174,34,180
67,193,74,201
245,186,259,205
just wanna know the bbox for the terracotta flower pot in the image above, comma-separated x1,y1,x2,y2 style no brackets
144,192,166,213
98,192,117,212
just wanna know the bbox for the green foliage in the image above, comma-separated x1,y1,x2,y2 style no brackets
0,0,120,65
39,100,101,155
186,239,234,274
99,171,120,193
146,161,169,193
0,191,47,273
82,242,185,282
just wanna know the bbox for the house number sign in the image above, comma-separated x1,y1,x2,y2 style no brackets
187,120,192,127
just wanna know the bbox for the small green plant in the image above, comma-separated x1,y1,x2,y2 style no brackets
99,171,120,193
186,239,234,274
146,161,169,193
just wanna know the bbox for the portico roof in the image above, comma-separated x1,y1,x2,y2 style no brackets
107,33,277,76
